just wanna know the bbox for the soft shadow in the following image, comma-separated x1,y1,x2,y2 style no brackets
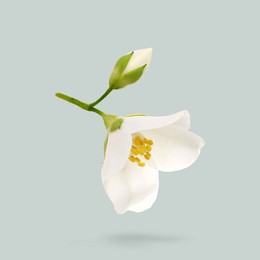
70,232,188,247
103,232,187,247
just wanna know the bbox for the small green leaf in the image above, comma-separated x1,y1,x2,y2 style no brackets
109,118,124,132
109,52,133,88
114,64,147,89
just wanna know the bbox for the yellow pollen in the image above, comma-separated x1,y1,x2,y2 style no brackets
129,156,136,162
135,157,141,162
131,146,139,155
147,139,153,145
139,148,145,155
146,144,152,152
133,139,140,146
144,152,151,160
138,162,145,167
133,136,142,146
135,136,142,142
128,135,154,167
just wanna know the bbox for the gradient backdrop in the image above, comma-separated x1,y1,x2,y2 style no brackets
1,0,259,259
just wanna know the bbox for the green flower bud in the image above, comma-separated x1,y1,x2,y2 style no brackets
109,48,152,89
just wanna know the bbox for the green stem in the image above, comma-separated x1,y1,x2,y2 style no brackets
55,93,90,111
89,106,106,117
88,87,113,108
55,92,117,129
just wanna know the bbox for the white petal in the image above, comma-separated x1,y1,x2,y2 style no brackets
124,110,190,134
141,126,205,172
102,161,159,214
102,124,132,182
124,48,153,74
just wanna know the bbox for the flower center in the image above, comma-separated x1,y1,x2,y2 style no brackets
128,135,153,167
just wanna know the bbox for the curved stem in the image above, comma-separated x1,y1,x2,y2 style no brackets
55,93,90,111
55,92,116,123
88,106,106,117
55,92,118,129
88,87,113,108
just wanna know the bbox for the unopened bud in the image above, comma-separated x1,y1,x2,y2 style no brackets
109,48,152,89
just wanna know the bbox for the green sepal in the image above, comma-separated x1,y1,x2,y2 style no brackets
102,114,117,130
103,117,123,155
125,113,148,117
109,52,134,89
104,134,108,154
114,64,147,89
109,118,124,132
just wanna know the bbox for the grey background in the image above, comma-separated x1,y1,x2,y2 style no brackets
1,0,259,259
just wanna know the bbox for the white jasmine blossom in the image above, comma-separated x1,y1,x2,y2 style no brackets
56,48,205,215
102,111,205,214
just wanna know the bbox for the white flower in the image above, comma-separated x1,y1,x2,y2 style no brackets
109,48,152,89
101,111,205,214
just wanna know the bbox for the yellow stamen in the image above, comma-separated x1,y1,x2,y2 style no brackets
129,156,135,162
133,139,140,146
133,136,142,146
146,144,152,152
144,152,151,160
128,134,154,167
131,146,139,155
135,157,140,162
138,148,145,155
147,139,153,145
135,136,142,142
138,162,145,167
